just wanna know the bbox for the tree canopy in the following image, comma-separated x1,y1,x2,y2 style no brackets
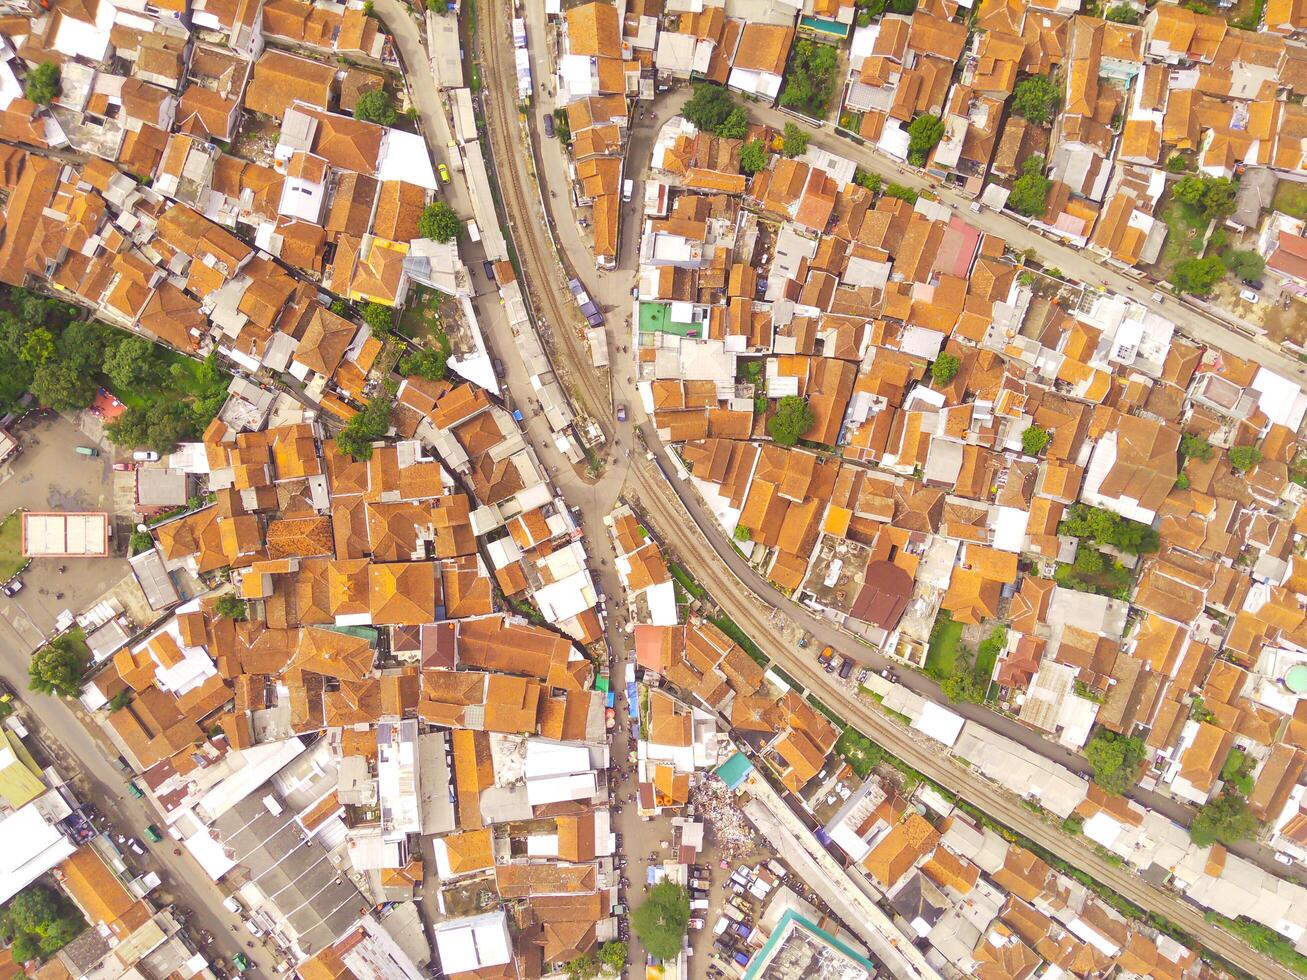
24,63,59,106
1174,174,1237,219
399,331,452,381
0,884,84,964
681,85,736,132
336,395,394,461
931,352,959,385
1105,3,1140,22
1179,432,1213,462
29,634,88,698
781,122,810,159
598,941,627,972
906,114,944,166
631,881,689,961
419,202,463,243
767,396,814,446
1085,729,1147,795
362,302,394,336
716,107,749,140
1190,791,1260,847
102,335,162,391
1021,425,1051,456
353,89,397,126
1059,503,1159,554
1008,155,1052,218
1173,256,1227,296
1223,249,1264,281
1011,75,1060,125
779,40,840,118
214,595,248,620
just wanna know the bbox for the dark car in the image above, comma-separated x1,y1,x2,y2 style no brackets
838,657,854,680
543,113,555,138
1242,278,1265,290
493,358,506,379
483,261,497,282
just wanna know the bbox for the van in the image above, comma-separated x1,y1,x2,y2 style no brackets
223,896,244,915
690,899,709,910
126,781,144,799
622,179,634,203
144,824,163,843
74,446,99,457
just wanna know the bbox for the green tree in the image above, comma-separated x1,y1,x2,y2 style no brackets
739,139,767,175
336,395,394,461
108,690,132,712
884,182,918,203
29,358,96,411
24,62,59,106
906,114,944,166
733,525,751,542
1201,177,1236,219
1105,3,1140,21
28,634,88,698
854,170,882,194
931,352,960,385
419,201,463,242
0,884,83,963
1010,75,1060,125
598,940,627,972
681,84,735,132
563,954,596,980
1228,445,1262,472
353,89,396,126
781,122,810,159
18,328,55,366
214,594,247,620
632,880,689,961
1179,432,1213,461
1190,791,1260,847
1165,154,1190,173
399,331,452,381
103,335,162,391
1022,425,1051,456
1173,255,1226,296
766,395,814,446
1008,154,1051,218
716,106,748,139
362,302,394,337
1085,729,1147,795
58,320,108,376
1059,503,1159,554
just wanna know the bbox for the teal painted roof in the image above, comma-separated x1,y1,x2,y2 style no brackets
715,751,753,789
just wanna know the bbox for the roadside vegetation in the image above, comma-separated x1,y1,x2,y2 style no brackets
779,40,840,119
1085,728,1146,795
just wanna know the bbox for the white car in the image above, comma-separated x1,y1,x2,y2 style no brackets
1239,289,1260,304
133,450,160,462
1275,852,1295,866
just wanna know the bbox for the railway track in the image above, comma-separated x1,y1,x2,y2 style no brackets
472,18,1293,979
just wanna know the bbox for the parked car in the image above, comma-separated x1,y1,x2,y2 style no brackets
233,953,252,973
493,358,506,379
133,451,160,462
126,781,144,799
688,917,704,930
438,163,451,183
74,445,99,457
1275,852,1295,866
1,579,21,597
1239,288,1260,304
543,113,555,138
482,260,496,281
616,404,627,422
126,838,145,855
818,645,835,671
112,461,133,471
144,824,163,843
1150,291,1165,304
1242,278,1264,290
838,657,854,680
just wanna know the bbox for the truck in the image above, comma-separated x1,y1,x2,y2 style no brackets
622,179,634,203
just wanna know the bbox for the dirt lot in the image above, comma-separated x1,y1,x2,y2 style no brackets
0,412,131,638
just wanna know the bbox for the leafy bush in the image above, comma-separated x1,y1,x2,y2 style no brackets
739,139,767,175
1105,3,1140,21
1228,445,1262,472
1021,425,1051,456
716,107,748,139
1190,791,1260,847
1173,256,1226,296
214,595,247,620
336,395,394,461
362,302,394,337
1059,503,1159,554
883,182,918,204
681,85,736,132
781,122,810,159
1179,432,1213,461
0,884,84,964
29,634,88,698
399,330,452,381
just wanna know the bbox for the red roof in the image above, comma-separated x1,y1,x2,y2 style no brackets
1268,231,1307,283
93,388,127,420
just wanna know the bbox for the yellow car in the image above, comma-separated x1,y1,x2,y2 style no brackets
438,163,451,183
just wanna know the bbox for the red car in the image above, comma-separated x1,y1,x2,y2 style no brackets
112,462,134,471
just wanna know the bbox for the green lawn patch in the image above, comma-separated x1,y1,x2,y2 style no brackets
1154,192,1211,283
669,564,705,600
1273,181,1307,221
836,727,885,778
0,513,25,581
709,615,768,667
925,613,963,677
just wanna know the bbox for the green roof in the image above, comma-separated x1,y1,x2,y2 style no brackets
638,302,702,337
715,750,753,790
0,728,45,809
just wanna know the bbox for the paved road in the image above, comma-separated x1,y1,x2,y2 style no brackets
463,17,1304,976
0,609,279,976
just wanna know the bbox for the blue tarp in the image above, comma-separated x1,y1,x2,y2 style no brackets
626,683,640,721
